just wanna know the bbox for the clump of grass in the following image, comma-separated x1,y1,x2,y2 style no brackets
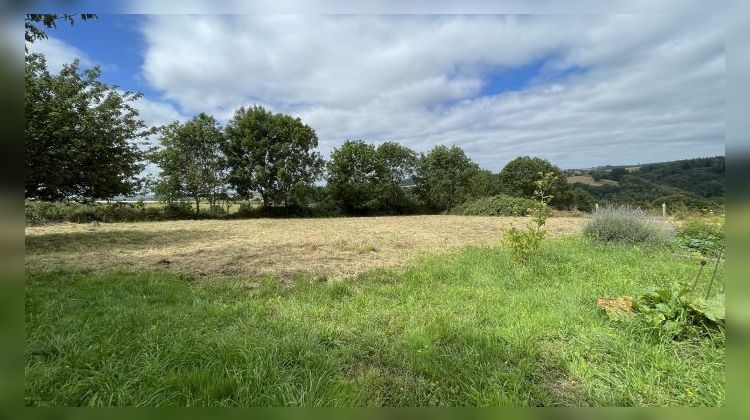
327,280,352,299
583,205,675,246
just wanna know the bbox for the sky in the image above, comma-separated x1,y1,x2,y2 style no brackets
28,14,725,171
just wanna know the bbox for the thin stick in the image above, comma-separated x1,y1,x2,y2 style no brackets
691,259,706,294
705,248,723,299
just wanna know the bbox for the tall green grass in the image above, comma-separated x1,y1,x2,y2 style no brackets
25,238,724,406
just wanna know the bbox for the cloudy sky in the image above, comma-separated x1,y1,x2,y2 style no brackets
29,14,725,170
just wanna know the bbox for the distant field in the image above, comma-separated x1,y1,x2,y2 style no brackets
567,175,618,187
25,215,583,279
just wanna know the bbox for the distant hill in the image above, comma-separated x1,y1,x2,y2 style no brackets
566,156,724,210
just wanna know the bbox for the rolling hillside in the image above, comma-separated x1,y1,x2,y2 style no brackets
566,156,724,210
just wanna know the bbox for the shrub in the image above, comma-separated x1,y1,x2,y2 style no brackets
233,203,338,219
160,202,195,220
25,200,197,224
676,219,725,256
583,205,675,246
24,201,46,225
502,172,556,264
200,206,227,218
449,194,536,216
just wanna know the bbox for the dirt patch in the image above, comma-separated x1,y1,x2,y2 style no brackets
596,296,634,314
25,215,582,279
542,373,583,405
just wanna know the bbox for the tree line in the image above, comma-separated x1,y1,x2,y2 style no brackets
26,52,596,216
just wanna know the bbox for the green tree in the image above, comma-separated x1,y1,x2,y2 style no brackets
609,167,628,181
326,140,383,214
224,106,324,208
326,140,418,214
498,156,571,208
570,187,596,212
469,169,503,198
151,113,227,213
25,53,151,201
413,145,482,211
375,142,419,212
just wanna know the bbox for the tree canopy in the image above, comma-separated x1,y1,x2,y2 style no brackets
498,156,571,208
151,113,227,213
25,53,151,201
413,145,484,211
326,140,418,214
224,106,324,208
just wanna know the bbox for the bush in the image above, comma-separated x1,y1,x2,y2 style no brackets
200,206,227,218
449,194,536,216
583,205,675,246
233,203,338,219
676,219,725,256
159,202,195,220
25,200,199,225
502,172,557,264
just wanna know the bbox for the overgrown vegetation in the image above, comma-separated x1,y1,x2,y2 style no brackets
24,200,231,225
449,194,535,216
582,205,675,246
631,282,724,340
675,218,725,257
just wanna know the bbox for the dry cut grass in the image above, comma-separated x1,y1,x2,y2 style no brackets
25,215,583,279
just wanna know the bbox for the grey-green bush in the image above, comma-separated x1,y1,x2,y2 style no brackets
449,194,536,216
583,205,675,246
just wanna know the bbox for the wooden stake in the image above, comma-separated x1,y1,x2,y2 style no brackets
705,249,723,299
691,258,707,294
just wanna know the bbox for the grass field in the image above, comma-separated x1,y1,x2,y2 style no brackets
25,216,582,278
24,216,724,406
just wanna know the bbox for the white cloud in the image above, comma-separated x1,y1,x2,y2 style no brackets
139,14,724,169
130,94,187,128
27,36,96,72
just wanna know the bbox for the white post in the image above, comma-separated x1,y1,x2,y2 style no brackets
595,203,599,213
662,203,666,218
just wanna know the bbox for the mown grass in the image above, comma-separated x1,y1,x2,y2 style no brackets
25,237,724,406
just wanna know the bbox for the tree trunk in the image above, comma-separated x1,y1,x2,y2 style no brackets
195,196,200,214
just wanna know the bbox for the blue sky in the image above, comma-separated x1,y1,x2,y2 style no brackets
29,14,725,170
40,15,179,109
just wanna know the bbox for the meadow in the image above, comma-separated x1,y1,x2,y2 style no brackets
24,215,724,406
